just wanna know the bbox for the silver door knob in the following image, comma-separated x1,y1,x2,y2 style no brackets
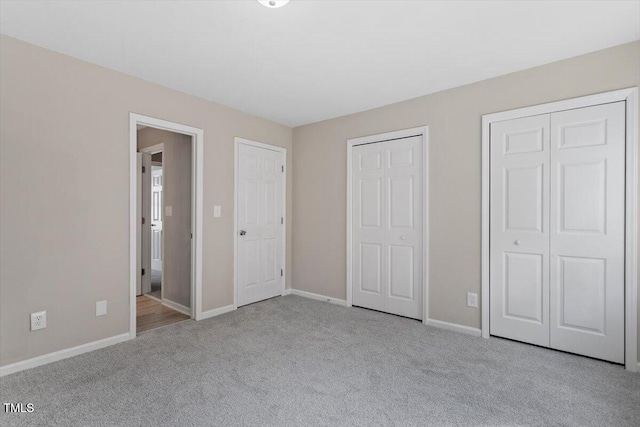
514,239,521,246
400,235,406,240
239,230,246,236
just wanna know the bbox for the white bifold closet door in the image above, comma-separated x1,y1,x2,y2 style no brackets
490,114,551,347
549,103,625,363
352,136,423,320
490,102,625,364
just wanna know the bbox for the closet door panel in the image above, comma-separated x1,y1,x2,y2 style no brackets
490,114,550,347
549,102,625,364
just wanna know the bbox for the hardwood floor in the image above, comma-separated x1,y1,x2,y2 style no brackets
136,295,190,333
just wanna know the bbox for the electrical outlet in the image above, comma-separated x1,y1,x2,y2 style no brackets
213,205,222,218
96,300,107,317
466,292,478,308
30,311,46,331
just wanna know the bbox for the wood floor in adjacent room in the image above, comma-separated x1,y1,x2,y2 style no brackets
136,295,189,333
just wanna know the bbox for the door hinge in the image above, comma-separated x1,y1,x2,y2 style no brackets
281,217,284,225
191,233,193,239
141,268,145,276
281,269,283,277
142,166,146,173
142,217,145,225
281,165,284,173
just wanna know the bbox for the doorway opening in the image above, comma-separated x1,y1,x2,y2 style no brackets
130,114,204,336
139,145,164,301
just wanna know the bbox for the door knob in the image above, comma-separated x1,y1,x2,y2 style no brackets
400,235,406,240
514,239,521,246
239,230,247,236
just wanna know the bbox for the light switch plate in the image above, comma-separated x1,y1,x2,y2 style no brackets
96,300,107,316
31,311,46,331
213,205,221,218
165,206,172,217
466,292,478,308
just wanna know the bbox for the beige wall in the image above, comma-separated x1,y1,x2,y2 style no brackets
138,128,192,308
1,33,638,369
292,41,640,362
0,35,293,366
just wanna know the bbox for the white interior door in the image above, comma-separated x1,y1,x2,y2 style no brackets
352,136,423,320
141,153,152,295
549,102,625,363
237,143,284,307
490,114,550,347
151,167,163,272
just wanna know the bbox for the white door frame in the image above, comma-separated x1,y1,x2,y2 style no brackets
139,143,164,300
129,113,204,337
346,126,430,323
481,88,638,371
233,137,287,309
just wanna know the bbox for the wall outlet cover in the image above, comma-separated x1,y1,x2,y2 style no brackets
30,311,46,331
466,292,478,308
96,300,107,316
213,205,222,218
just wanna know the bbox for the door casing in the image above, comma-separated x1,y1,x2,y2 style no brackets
481,88,638,371
136,153,143,296
233,137,287,309
346,126,430,323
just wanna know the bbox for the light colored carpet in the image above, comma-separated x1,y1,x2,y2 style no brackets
1,295,639,426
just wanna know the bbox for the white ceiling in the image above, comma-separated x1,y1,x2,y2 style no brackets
1,1,638,127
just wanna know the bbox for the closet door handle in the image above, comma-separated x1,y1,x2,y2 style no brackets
514,239,521,246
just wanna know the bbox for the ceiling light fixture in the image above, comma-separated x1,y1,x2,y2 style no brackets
258,0,290,9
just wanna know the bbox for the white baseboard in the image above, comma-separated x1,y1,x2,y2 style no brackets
289,289,348,307
0,332,132,377
162,298,191,316
281,288,292,296
144,293,162,303
425,318,482,337
198,304,235,320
